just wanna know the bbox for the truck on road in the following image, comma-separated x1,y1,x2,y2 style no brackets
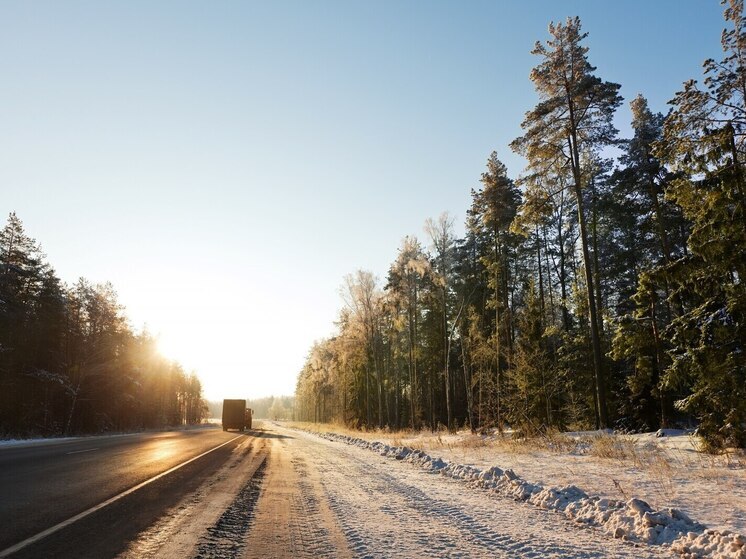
222,399,251,431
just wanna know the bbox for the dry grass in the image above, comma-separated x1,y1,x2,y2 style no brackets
647,453,677,501
286,421,416,444
584,432,639,461
452,428,581,455
577,433,681,501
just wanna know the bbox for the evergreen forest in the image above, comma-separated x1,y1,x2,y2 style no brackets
0,213,206,437
295,3,746,451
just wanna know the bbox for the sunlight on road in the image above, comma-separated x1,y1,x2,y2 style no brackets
144,440,179,464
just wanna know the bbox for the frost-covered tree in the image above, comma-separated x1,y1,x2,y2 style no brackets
341,270,385,427
424,212,457,430
386,239,431,429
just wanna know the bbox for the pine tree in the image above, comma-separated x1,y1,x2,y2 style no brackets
468,152,521,429
511,17,622,428
424,213,457,430
0,212,57,433
509,279,556,432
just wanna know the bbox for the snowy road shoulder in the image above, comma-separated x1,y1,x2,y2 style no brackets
280,424,667,558
298,427,745,559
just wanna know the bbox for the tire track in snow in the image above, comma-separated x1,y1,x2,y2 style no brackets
319,450,567,558
286,455,343,556
242,435,351,558
192,458,267,559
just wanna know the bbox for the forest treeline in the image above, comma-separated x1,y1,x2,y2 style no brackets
0,213,206,437
205,396,294,420
295,3,746,450
247,396,294,420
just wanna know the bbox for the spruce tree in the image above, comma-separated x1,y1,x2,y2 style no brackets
609,96,688,431
651,0,746,448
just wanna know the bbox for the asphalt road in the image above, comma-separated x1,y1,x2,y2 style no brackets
0,426,247,557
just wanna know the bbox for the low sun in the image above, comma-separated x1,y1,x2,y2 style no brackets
155,332,188,364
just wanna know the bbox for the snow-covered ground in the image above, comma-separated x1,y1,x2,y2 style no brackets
292,423,746,559
271,423,667,558
0,435,80,447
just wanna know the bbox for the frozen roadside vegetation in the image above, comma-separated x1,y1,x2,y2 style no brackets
292,423,745,559
0,436,79,447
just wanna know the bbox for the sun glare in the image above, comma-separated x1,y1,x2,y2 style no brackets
131,272,303,402
148,306,267,401
155,333,188,365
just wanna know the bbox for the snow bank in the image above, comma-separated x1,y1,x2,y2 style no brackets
316,431,746,559
0,436,79,447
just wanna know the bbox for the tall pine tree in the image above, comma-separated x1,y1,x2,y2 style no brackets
511,17,622,428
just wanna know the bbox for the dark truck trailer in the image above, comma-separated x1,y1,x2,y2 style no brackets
222,399,248,431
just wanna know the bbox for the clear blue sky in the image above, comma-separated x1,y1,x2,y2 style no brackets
0,1,726,400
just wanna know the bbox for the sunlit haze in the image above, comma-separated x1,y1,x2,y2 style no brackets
1,1,725,400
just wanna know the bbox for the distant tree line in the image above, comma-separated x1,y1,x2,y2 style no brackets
0,213,206,437
247,396,294,420
296,2,746,451
206,396,294,420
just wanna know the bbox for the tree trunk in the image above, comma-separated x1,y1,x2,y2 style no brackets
556,205,571,331
650,293,667,428
591,178,605,341
494,230,502,430
440,246,452,431
374,329,383,429
569,135,608,428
